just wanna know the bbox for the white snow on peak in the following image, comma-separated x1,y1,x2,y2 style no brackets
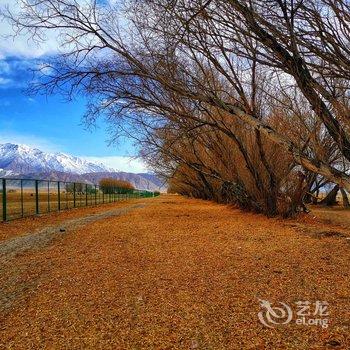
0,143,115,175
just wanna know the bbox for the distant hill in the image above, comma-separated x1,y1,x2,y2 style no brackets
137,173,167,189
80,172,165,192
0,143,166,191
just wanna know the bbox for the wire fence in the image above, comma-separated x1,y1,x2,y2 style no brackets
0,178,159,222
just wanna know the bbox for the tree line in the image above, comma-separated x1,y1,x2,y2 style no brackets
5,0,350,216
99,178,135,194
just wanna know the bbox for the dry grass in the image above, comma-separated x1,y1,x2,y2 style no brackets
0,195,349,349
1,190,131,221
0,198,145,242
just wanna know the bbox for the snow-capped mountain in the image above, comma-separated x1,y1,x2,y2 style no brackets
0,143,166,191
0,143,113,175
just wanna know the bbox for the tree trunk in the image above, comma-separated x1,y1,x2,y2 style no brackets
197,172,215,200
340,188,350,208
209,101,350,193
304,173,317,204
304,192,312,204
319,184,339,206
312,189,320,204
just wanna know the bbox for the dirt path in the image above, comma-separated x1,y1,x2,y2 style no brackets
0,203,146,262
0,195,349,349
0,198,148,242
0,203,146,317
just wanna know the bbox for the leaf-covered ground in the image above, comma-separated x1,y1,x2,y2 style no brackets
0,195,349,349
0,198,147,242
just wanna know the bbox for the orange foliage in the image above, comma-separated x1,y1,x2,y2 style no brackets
99,178,134,193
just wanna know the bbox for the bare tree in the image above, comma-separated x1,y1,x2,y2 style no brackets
4,0,350,213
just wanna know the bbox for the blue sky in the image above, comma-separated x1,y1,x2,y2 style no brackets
0,1,147,173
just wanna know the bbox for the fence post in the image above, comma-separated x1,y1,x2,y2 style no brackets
73,183,76,208
21,179,24,218
2,179,6,221
95,185,97,205
57,181,61,211
85,184,88,206
48,181,50,212
35,180,39,214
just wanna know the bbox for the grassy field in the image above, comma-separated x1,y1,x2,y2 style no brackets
0,195,349,349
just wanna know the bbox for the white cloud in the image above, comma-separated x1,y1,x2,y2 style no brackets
0,0,127,60
0,60,10,73
0,57,38,89
0,131,62,152
0,0,60,59
82,156,149,173
0,77,11,85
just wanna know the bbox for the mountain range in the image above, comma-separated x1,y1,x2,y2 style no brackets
0,143,165,191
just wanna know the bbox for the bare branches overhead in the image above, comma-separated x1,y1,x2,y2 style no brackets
4,0,350,215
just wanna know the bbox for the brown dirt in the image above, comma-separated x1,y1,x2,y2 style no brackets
0,202,146,317
311,205,350,229
0,195,349,349
0,198,146,242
